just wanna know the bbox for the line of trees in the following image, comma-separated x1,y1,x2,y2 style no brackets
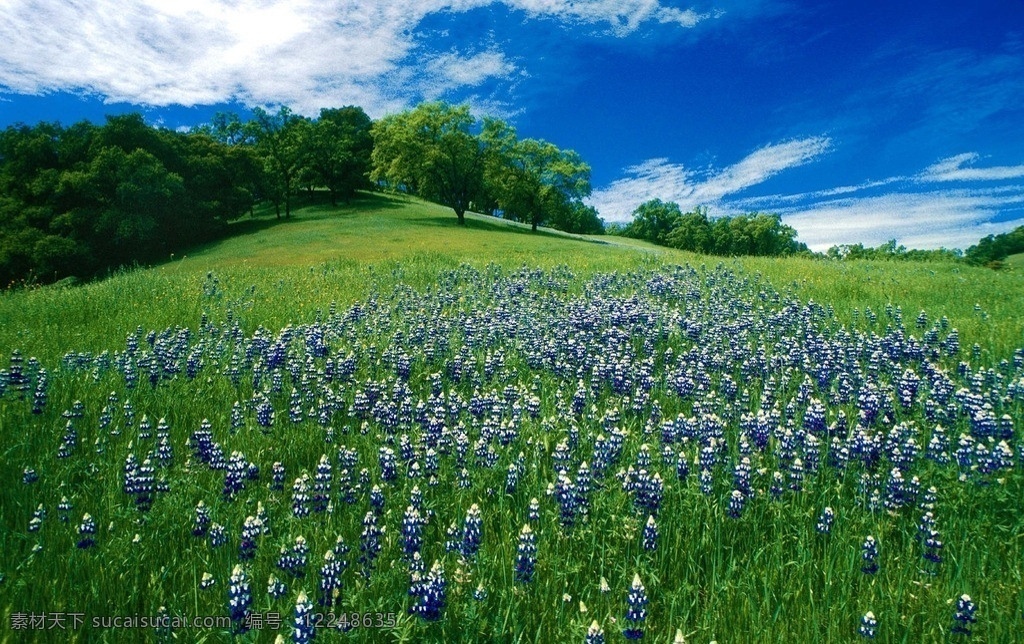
964,225,1024,268
824,240,963,263
613,199,810,257
370,102,602,234
0,106,376,286
1,101,604,287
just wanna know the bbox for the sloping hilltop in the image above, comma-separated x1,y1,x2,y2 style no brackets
1,193,1023,642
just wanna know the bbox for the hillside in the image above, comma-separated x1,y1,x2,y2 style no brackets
2,192,1024,642
2,192,1023,364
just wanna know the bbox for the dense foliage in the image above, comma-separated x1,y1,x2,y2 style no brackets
0,115,260,286
616,199,809,257
370,103,602,235
825,240,964,263
0,106,375,286
964,225,1024,268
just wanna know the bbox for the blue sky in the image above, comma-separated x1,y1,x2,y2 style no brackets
2,0,1023,250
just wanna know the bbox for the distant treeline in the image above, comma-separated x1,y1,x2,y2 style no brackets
609,199,810,257
0,106,375,286
611,198,1021,267
1,101,604,287
963,226,1024,267
4,102,1018,286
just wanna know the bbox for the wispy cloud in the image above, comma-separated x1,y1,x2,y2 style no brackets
0,0,718,116
746,155,1024,250
920,153,1024,183
588,136,832,221
595,147,1024,250
780,188,1024,251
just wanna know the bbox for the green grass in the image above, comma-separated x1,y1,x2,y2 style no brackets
3,191,1022,364
1,193,1023,643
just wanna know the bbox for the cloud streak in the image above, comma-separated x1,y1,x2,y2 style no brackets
0,0,718,116
920,153,1024,183
594,148,1024,250
588,136,832,222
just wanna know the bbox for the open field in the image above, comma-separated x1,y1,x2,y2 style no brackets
1,193,1023,642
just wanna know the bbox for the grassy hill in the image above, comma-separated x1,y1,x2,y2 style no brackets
2,191,1022,363
2,192,1024,642
1006,251,1024,269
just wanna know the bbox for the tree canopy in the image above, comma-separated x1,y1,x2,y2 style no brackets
618,199,808,257
370,102,484,226
481,119,594,232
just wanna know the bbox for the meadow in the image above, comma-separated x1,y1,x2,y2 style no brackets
1,193,1022,642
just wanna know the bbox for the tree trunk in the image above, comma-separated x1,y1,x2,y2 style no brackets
455,208,466,226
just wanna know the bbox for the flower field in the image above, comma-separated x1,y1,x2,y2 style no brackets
2,257,1023,642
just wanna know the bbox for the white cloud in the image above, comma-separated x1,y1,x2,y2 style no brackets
780,188,1024,251
593,143,1024,250
920,152,1024,182
588,136,831,221
0,0,717,115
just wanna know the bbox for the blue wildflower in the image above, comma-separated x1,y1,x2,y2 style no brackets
951,594,976,636
515,524,536,584
623,573,648,640
227,564,251,633
76,513,96,549
642,516,658,551
861,536,879,574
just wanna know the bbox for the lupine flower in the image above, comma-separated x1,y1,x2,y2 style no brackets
816,507,834,535
555,470,578,528
461,504,483,560
200,572,215,589
359,512,383,576
409,560,446,621
278,536,309,577
861,536,879,574
208,523,227,548
515,524,536,583
239,516,263,560
951,594,976,635
528,497,541,523
192,501,211,537
642,516,658,551
379,447,397,481
292,474,311,518
318,550,345,607
586,620,605,644
271,462,286,491
223,451,248,501
267,575,287,599
922,529,943,567
76,513,96,549
227,564,251,632
727,490,746,519
293,590,316,643
369,485,385,514
312,455,332,513
623,573,648,640
858,611,877,638
473,582,488,601
58,496,71,523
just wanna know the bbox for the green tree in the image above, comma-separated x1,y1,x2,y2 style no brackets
664,207,712,252
370,102,485,225
301,106,373,205
626,199,682,244
481,119,592,232
247,106,305,218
